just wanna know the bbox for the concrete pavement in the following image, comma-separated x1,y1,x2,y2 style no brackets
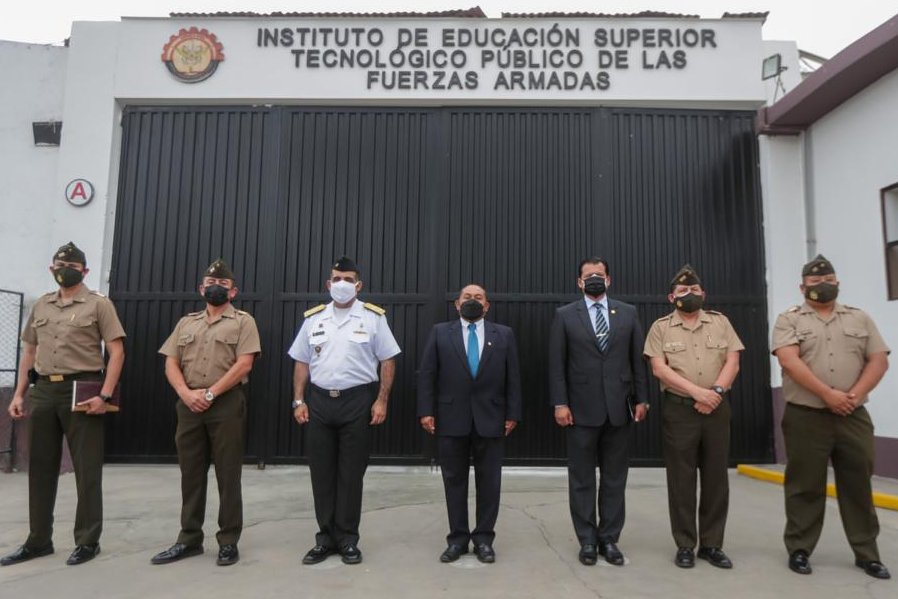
0,466,895,598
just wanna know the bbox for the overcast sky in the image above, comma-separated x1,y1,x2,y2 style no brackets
1,1,895,58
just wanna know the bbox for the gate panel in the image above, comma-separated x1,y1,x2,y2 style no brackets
267,109,435,462
110,105,771,464
109,107,279,461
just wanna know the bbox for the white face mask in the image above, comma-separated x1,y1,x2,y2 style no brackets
329,280,358,304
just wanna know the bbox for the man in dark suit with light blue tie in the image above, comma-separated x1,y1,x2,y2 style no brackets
417,284,523,564
549,257,649,566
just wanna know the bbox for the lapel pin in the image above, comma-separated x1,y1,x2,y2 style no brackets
611,309,617,315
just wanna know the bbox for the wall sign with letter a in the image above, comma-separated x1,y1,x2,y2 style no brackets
65,179,95,207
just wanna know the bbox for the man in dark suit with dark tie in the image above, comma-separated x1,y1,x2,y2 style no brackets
417,284,523,564
549,257,649,566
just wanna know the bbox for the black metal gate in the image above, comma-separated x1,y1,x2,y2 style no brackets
108,106,771,465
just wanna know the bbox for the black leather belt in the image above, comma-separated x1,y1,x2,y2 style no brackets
38,371,103,383
664,391,695,405
310,383,375,398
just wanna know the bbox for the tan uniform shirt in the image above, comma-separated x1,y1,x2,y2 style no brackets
159,305,262,389
771,302,889,408
22,286,126,375
644,309,744,391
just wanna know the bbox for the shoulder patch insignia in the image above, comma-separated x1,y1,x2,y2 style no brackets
364,302,386,315
304,304,326,318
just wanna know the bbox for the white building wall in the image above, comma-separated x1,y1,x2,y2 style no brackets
805,68,898,436
759,134,806,388
51,22,122,296
758,40,804,389
0,41,68,303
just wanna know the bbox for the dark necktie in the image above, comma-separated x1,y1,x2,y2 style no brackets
467,323,480,376
594,303,609,352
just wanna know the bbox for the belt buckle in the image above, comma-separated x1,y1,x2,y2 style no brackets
328,389,341,398
49,374,65,382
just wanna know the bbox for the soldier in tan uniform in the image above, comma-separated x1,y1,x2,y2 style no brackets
644,265,743,570
2,242,125,567
151,260,261,567
772,255,890,579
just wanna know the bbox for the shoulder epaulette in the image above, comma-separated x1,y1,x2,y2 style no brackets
705,309,722,315
89,290,107,298
364,302,386,315
842,304,859,310
235,309,249,316
188,310,204,316
787,305,801,313
304,304,326,318
653,313,674,324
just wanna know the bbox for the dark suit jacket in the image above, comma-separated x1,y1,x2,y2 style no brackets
417,319,523,438
548,297,649,427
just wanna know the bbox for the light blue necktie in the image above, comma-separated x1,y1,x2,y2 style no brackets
467,323,480,377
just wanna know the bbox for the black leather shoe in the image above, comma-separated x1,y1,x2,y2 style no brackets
340,544,362,565
217,544,239,566
440,544,468,563
697,547,732,569
856,559,891,579
675,547,695,568
473,543,495,564
788,550,812,575
66,544,100,565
579,544,598,566
151,543,203,565
599,540,625,566
789,549,813,574
0,544,54,566
302,545,335,565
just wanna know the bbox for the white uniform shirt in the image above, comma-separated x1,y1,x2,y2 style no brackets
288,300,401,390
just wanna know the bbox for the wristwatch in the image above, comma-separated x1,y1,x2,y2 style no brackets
710,385,726,396
204,389,215,402
291,399,305,409
100,393,113,403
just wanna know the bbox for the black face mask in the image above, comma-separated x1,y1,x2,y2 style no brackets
53,267,84,289
583,276,607,298
204,284,231,307
674,293,704,313
459,299,485,322
805,282,839,303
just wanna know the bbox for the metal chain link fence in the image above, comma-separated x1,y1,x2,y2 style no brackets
0,289,24,471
